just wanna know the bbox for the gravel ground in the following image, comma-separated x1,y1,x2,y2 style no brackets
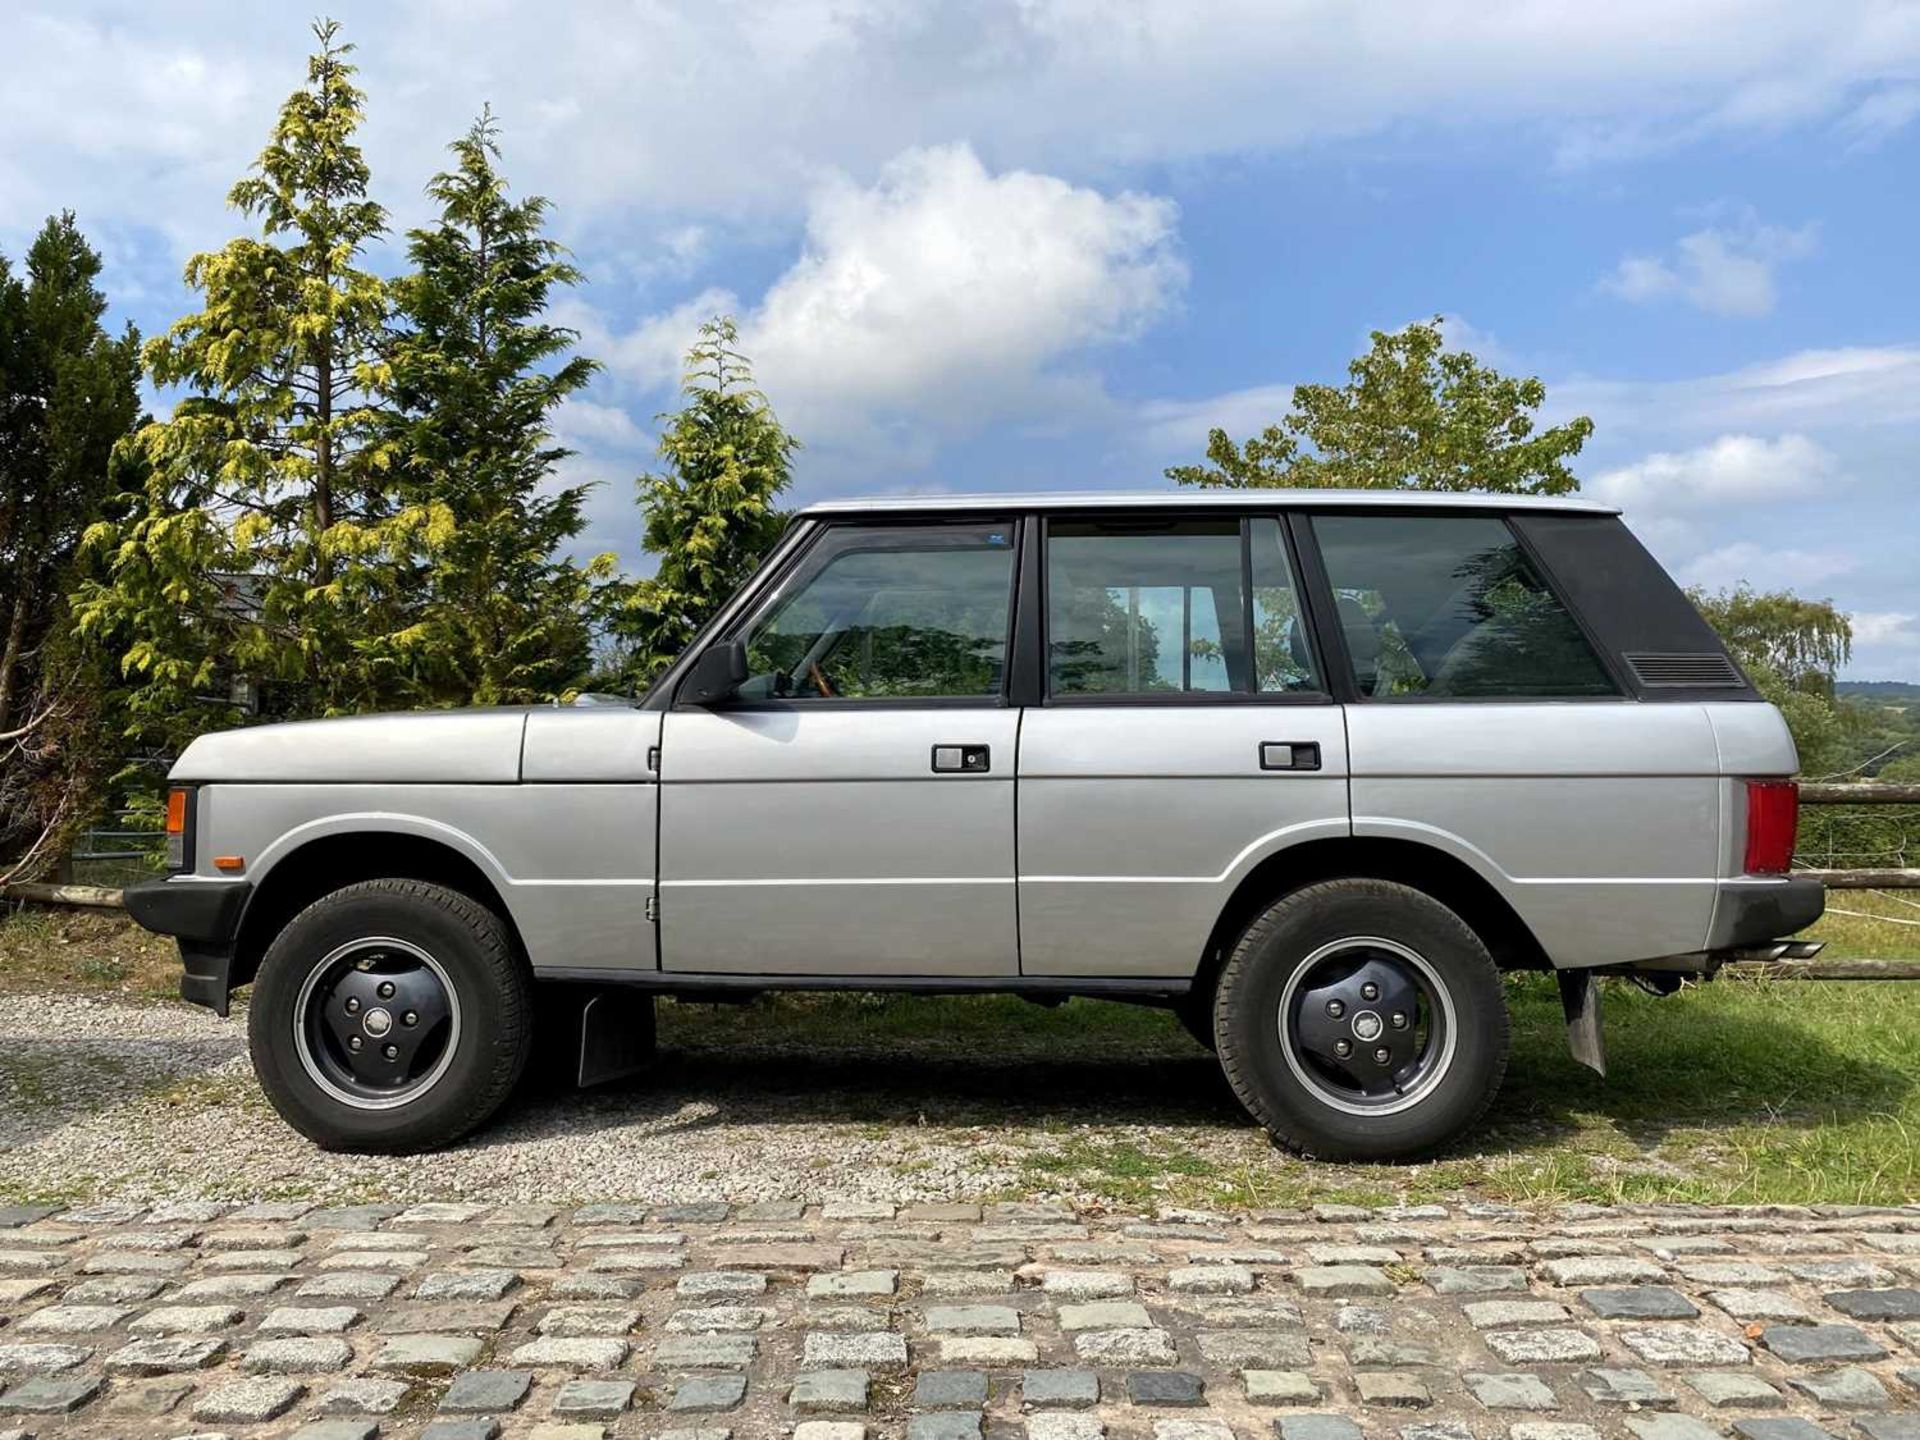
0,994,1273,1206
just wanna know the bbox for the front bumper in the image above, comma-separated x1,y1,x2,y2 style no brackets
123,877,250,1015
1707,875,1826,951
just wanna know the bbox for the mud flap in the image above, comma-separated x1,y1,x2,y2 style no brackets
575,989,657,1088
1557,969,1606,1077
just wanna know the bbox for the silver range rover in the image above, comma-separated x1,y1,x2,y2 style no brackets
125,491,1824,1161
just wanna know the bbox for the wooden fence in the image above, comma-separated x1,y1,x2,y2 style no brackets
1796,782,1920,889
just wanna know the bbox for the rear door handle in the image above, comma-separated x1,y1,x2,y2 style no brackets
1260,741,1321,772
932,744,991,773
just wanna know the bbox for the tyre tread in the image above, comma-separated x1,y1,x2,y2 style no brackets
248,877,532,1153
1212,877,1509,1160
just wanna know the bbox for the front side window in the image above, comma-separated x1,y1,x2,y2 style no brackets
1310,514,1616,699
1046,517,1322,697
740,522,1014,700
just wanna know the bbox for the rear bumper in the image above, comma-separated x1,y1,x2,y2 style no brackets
1707,875,1826,951
123,877,250,1016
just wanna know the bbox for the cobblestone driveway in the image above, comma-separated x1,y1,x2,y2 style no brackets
0,1199,1915,1440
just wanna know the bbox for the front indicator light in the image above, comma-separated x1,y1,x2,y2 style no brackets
164,788,190,870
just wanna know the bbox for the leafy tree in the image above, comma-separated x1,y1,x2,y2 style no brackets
1689,585,1853,697
1168,317,1593,494
0,216,143,879
75,19,433,749
384,109,611,706
612,318,797,686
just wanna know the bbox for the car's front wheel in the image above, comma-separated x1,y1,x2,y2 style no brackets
248,878,532,1152
1213,878,1509,1161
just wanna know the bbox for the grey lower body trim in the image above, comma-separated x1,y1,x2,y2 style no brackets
531,967,1192,998
1707,875,1825,950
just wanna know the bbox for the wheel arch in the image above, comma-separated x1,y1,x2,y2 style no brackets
232,829,521,995
1189,836,1550,1014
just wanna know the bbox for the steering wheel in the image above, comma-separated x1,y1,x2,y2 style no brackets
808,661,836,698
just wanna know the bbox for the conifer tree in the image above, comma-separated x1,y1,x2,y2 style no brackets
614,319,797,686
0,215,142,733
76,19,436,743
385,109,609,705
0,216,143,880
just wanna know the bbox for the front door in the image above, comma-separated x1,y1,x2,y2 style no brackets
658,517,1022,976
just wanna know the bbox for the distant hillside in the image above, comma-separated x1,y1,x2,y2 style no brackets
1839,681,1920,701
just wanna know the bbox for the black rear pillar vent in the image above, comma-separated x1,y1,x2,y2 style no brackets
1622,651,1745,688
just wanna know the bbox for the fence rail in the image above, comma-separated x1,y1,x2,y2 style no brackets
2,882,123,908
1799,782,1920,804
1797,781,1920,889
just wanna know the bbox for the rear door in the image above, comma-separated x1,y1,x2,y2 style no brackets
1017,512,1350,977
1308,510,1722,967
658,517,1022,976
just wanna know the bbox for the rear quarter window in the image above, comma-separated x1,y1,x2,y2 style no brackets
1511,512,1757,700
1309,513,1618,700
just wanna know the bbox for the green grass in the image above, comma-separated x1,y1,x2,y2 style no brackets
1802,885,1920,959
652,966,1920,1208
0,906,180,997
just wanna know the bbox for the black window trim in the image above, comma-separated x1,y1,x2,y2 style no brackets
1294,506,1630,706
1036,508,1337,708
670,511,1025,713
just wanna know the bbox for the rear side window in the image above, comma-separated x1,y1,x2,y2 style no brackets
1045,517,1322,697
1310,514,1616,700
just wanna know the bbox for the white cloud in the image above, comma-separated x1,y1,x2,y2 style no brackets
1601,213,1818,316
748,144,1181,429
1679,541,1855,594
1552,345,1920,443
9,0,1920,261
1839,83,1920,147
1590,433,1838,513
553,398,650,454
555,287,740,395
1137,381,1296,458
1851,611,1918,646
592,144,1184,454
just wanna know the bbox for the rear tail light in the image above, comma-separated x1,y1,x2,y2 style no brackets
165,787,191,871
1743,779,1798,875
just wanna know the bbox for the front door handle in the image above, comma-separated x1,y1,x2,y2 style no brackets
932,744,991,774
1260,741,1321,772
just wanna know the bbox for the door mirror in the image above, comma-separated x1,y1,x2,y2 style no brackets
680,637,749,706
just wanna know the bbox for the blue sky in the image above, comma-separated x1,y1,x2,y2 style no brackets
5,1,1919,677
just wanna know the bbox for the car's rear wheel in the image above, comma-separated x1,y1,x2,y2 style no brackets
1213,878,1508,1161
248,879,531,1152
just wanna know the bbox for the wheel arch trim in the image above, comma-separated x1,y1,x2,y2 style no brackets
229,818,528,1000
246,811,515,887
1193,831,1553,1001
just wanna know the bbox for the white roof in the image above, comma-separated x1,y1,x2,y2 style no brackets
799,489,1619,516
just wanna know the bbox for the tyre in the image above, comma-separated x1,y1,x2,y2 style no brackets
247,879,532,1152
1213,878,1508,1161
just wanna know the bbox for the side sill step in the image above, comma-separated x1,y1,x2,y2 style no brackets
531,967,1193,998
